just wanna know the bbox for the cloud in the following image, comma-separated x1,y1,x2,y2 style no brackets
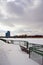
6,1,24,16
0,0,43,35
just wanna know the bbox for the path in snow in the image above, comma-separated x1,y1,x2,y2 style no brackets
0,40,40,65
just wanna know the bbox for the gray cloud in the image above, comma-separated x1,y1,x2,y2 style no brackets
6,1,24,16
0,0,43,35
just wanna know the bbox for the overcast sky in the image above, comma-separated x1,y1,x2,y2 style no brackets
0,0,43,36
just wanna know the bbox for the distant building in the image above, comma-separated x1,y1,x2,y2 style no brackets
6,31,10,38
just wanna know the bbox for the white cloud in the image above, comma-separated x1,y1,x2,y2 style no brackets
7,0,15,2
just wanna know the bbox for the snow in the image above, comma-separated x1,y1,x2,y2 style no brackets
0,40,40,65
2,38,43,45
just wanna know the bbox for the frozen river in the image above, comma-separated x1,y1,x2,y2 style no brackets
1,38,43,45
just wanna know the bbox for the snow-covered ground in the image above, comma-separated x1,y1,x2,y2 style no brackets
0,40,40,65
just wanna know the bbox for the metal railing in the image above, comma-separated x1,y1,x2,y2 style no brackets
29,44,43,65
